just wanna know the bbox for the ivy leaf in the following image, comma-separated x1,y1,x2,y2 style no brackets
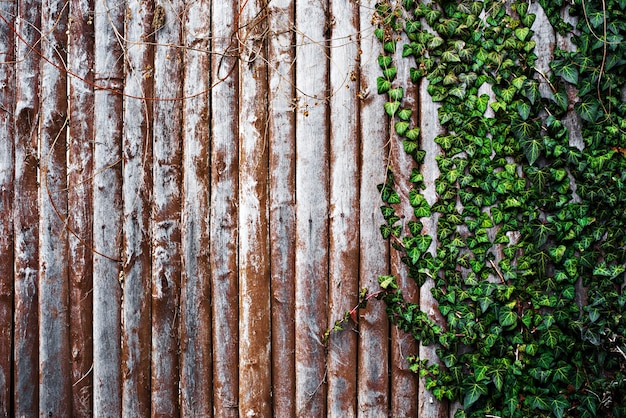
384,101,401,116
521,137,543,165
576,100,601,122
549,396,569,418
514,27,530,41
463,382,488,409
527,393,551,412
378,275,397,290
398,108,412,121
517,101,531,121
377,77,391,94
378,55,392,69
405,128,421,141
553,60,579,85
382,66,397,81
498,309,518,328
409,189,427,208
389,87,404,101
395,121,410,136
491,367,505,391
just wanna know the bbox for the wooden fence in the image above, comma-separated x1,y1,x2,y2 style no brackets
0,0,561,416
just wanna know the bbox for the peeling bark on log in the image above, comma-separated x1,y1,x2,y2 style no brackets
0,1,15,413
38,0,71,414
151,1,183,415
179,0,212,415
210,0,239,415
357,1,391,416
238,1,272,416
294,0,330,415
267,0,297,415
122,1,154,415
327,0,360,416
67,0,95,414
92,0,124,415
13,1,41,414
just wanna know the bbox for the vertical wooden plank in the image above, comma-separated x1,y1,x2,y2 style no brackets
357,1,390,415
67,0,94,414
210,0,239,415
238,1,272,416
389,15,419,417
418,79,448,418
180,0,212,415
13,0,40,414
0,2,15,413
294,0,329,415
327,0,360,415
38,0,71,414
122,1,153,415
151,1,183,415
92,0,124,416
267,0,297,415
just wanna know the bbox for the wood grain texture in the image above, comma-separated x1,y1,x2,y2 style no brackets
0,1,15,413
327,0,360,415
151,1,183,415
238,1,272,416
38,0,71,414
179,0,213,415
67,0,95,414
92,0,124,415
294,0,330,415
121,1,154,416
267,1,297,415
357,1,391,415
13,1,41,414
210,0,239,415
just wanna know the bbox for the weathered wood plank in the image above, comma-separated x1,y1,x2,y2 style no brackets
38,0,71,414
389,20,419,417
294,0,330,415
357,1,391,415
67,0,94,414
418,80,448,418
121,1,154,416
151,1,183,415
210,0,239,414
238,1,272,416
327,0,360,415
267,0,297,415
180,1,212,415
13,1,41,414
92,0,124,415
0,2,15,413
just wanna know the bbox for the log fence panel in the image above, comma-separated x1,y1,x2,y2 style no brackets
0,0,564,416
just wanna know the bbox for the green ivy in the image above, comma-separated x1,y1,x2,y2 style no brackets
372,0,626,416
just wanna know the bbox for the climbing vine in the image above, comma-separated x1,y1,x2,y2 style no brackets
371,0,626,416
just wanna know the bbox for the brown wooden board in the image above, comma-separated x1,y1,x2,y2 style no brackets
0,0,15,413
12,0,41,413
121,1,154,415
67,0,95,414
210,1,239,415
294,0,330,415
327,0,360,415
357,1,391,415
92,0,124,414
179,0,213,415
151,1,184,415
238,0,272,416
38,0,71,414
267,0,297,414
